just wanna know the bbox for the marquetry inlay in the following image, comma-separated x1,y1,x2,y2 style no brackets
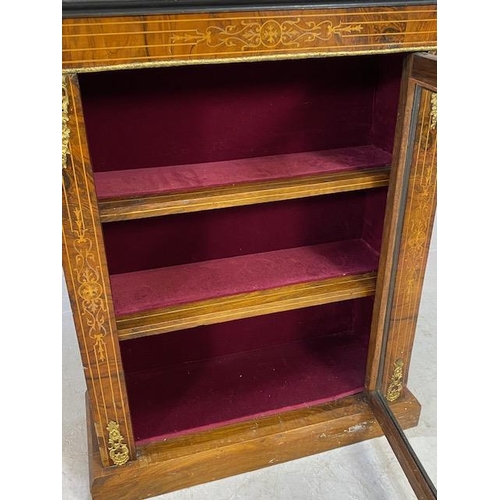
62,75,135,466
71,207,109,363
382,87,437,399
170,19,364,50
62,6,437,72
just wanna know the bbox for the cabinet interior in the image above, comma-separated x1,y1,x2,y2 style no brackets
78,53,404,445
121,298,374,444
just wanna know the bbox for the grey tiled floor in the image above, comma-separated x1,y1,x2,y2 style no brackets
62,249,436,500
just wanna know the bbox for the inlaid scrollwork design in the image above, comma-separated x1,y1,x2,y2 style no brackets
170,19,363,50
72,208,108,363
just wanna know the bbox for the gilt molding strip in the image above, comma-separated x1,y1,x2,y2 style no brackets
62,5,436,71
64,43,438,68
430,92,437,130
62,77,70,169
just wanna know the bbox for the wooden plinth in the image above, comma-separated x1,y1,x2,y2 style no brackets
88,389,421,500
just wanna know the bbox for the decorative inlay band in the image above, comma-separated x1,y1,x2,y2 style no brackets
62,76,70,169
62,6,436,70
107,421,130,466
72,208,108,363
430,93,437,130
386,359,404,402
171,19,363,50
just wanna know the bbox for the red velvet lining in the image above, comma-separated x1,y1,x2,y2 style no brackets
111,239,378,316
78,55,403,173
361,187,389,253
103,190,385,274
120,301,356,371
120,297,373,444
128,334,366,443
370,54,405,153
94,145,391,200
79,55,403,444
122,299,373,444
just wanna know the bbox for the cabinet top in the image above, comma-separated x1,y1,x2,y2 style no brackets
62,0,437,18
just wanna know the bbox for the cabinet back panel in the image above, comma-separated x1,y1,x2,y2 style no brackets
79,55,402,172
103,190,388,274
370,53,405,153
121,300,368,371
361,187,388,253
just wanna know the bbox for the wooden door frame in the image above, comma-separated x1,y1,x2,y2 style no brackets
367,52,437,500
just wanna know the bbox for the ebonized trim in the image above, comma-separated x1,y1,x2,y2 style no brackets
376,85,421,388
62,0,437,19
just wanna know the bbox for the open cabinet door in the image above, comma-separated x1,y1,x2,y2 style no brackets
367,52,437,500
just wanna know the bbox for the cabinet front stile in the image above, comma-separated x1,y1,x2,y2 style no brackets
62,74,136,467
367,53,437,396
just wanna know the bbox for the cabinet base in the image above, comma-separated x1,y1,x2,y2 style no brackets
88,390,420,500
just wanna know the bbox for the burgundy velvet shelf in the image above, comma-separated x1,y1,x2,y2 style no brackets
96,145,392,221
111,239,380,339
96,145,391,199
125,331,368,444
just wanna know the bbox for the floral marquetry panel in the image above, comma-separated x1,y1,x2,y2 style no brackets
62,74,136,467
62,5,436,71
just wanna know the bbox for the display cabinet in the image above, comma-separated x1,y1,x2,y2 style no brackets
62,1,437,498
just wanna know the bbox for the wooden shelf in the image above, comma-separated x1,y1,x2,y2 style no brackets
97,145,391,222
113,239,380,340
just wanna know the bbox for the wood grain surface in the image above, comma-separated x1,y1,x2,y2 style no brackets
63,5,436,72
99,167,390,222
366,53,437,394
62,4,437,487
62,75,136,466
117,272,377,340
89,389,421,500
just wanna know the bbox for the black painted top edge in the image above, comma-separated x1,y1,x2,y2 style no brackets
62,0,437,19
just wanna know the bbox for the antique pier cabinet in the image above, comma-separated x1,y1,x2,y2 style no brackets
62,0,437,498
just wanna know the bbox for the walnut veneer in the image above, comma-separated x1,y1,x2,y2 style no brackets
62,2,437,498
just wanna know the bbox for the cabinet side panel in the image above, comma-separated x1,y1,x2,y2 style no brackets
379,86,436,399
62,74,136,466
